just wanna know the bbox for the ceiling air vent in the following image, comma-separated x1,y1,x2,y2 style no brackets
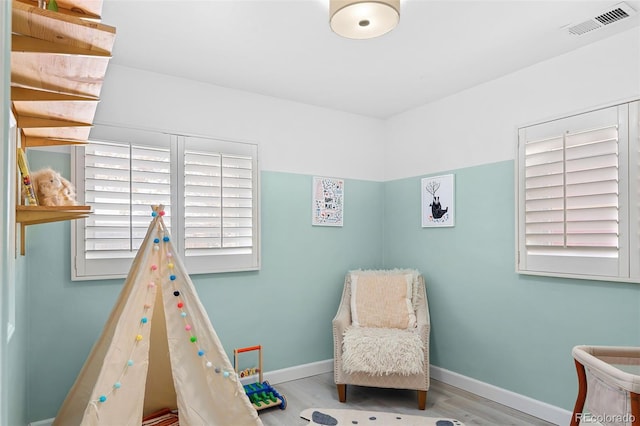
595,7,631,25
566,2,637,35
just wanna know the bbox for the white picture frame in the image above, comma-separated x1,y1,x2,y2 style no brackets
421,174,455,227
312,176,344,227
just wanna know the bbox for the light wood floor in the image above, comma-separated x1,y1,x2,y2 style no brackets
257,372,557,426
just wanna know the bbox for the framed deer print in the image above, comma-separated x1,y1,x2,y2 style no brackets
421,174,455,227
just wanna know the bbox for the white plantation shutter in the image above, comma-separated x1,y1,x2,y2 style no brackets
517,102,639,282
84,142,172,259
73,127,260,280
524,125,620,255
73,126,173,279
177,136,259,274
183,152,253,254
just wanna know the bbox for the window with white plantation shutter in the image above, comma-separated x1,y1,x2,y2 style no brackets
72,127,260,280
516,101,639,283
176,136,259,274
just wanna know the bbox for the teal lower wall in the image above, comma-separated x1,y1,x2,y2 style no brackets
383,160,640,410
7,256,27,426
24,151,384,422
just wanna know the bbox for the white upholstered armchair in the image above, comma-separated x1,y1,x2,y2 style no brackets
332,269,430,409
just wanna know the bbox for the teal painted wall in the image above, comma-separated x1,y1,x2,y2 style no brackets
383,160,640,410
25,151,384,422
7,256,27,426
25,153,640,421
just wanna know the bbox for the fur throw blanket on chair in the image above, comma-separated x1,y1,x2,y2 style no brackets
341,326,424,376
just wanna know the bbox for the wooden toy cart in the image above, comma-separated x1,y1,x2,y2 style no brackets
234,345,286,411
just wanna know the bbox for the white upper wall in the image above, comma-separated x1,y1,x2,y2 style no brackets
384,27,640,181
96,27,639,183
95,65,387,181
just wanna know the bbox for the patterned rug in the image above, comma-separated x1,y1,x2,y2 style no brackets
300,408,465,426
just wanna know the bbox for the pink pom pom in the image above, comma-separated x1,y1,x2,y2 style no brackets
185,324,192,331
159,211,165,216
151,265,158,271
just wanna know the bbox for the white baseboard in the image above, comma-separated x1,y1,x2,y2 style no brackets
292,361,572,425
32,361,571,426
430,365,571,426
241,358,334,386
28,419,52,426
31,359,334,426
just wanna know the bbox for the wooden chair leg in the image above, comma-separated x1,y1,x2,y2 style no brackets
631,391,639,426
418,390,427,410
337,384,346,403
570,360,587,426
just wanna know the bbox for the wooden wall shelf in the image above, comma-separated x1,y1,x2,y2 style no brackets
16,206,91,255
15,0,103,21
12,1,114,54
11,0,115,138
17,205,91,225
11,0,115,255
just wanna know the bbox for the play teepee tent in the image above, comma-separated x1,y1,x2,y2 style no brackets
54,205,263,426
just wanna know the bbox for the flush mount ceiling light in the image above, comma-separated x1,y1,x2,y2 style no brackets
330,0,400,40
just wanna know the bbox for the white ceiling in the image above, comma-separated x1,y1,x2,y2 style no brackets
102,0,640,119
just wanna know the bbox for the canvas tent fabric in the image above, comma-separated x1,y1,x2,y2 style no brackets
53,206,263,426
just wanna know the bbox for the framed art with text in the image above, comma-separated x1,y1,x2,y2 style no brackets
312,176,344,227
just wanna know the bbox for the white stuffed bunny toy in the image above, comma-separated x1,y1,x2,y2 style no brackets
30,167,78,206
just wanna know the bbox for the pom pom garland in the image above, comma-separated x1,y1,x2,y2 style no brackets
91,220,239,407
